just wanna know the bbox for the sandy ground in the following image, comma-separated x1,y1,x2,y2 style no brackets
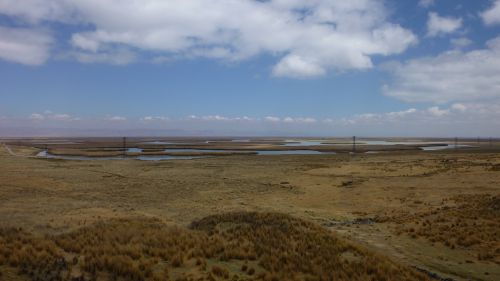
0,143,499,280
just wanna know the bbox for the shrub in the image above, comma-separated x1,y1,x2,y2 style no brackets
171,253,183,267
211,265,229,278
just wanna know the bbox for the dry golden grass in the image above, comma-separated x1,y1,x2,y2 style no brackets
0,212,430,281
2,140,500,280
380,194,500,264
190,212,430,281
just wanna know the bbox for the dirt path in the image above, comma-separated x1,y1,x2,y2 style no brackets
2,143,18,156
1,143,37,158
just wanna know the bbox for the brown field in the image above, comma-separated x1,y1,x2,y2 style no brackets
0,138,499,281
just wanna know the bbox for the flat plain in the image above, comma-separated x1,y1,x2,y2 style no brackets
0,138,499,281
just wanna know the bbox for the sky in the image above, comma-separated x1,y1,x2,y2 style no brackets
1,0,500,137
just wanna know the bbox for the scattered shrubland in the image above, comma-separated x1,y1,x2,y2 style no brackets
0,212,430,281
380,194,499,263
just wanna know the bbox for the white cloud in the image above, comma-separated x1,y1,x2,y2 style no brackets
106,116,127,121
72,49,136,65
328,103,500,128
481,0,500,26
141,116,169,122
0,0,75,24
386,108,417,117
452,101,500,116
283,117,317,123
10,109,500,136
451,103,466,112
184,115,256,122
273,55,326,78
418,0,435,8
451,37,472,48
0,0,417,77
29,111,79,121
29,113,45,121
298,117,317,123
233,116,254,121
201,115,229,121
51,113,75,121
72,33,100,52
322,103,500,136
0,26,52,65
427,12,462,37
325,108,422,126
384,37,500,103
427,106,449,117
264,116,281,122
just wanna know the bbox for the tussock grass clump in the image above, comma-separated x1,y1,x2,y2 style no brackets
0,228,66,280
0,212,430,280
385,194,499,263
190,212,429,280
211,265,229,278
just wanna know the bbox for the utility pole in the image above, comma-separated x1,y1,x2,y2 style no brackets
122,137,127,157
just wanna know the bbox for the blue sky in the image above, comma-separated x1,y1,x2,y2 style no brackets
1,0,500,136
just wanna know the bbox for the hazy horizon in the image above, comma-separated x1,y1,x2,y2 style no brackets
1,126,498,139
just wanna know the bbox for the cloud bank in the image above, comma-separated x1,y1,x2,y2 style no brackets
0,104,497,137
383,37,500,103
0,26,52,65
0,0,417,77
482,0,500,25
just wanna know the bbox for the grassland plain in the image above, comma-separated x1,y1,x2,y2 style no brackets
0,141,499,280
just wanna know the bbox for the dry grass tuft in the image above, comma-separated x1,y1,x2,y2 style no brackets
0,212,430,280
382,194,500,264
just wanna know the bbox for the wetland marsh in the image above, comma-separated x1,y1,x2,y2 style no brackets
0,137,499,280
